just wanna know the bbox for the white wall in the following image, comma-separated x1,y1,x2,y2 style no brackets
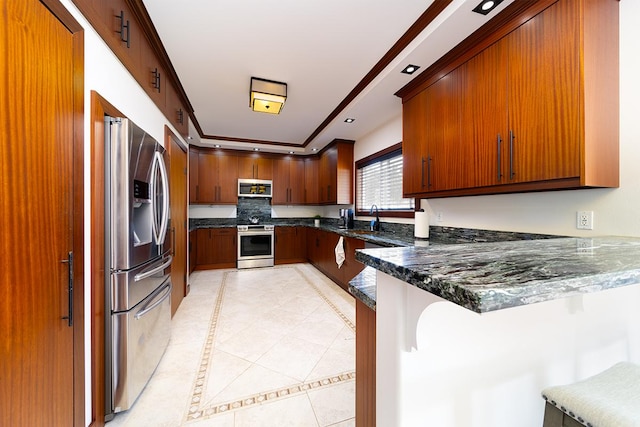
57,1,189,424
355,0,640,237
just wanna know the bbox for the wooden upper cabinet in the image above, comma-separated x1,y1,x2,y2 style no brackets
196,149,238,204
505,0,580,184
304,157,320,205
238,155,273,180
273,157,305,205
165,82,188,138
400,0,618,198
318,141,353,205
189,147,199,204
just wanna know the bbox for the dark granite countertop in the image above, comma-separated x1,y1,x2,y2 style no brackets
355,236,640,313
348,267,378,311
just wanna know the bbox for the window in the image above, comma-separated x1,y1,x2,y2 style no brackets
355,143,415,217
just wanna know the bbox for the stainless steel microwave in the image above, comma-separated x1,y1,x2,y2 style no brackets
238,179,272,198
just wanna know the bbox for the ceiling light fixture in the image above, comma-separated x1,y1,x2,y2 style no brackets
401,64,420,75
253,148,260,151
472,0,504,15
250,77,287,114
312,148,318,152
289,151,295,154
344,118,355,123
214,144,221,148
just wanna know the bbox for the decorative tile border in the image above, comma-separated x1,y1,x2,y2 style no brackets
184,265,355,423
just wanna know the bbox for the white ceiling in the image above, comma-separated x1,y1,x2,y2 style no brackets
142,0,514,154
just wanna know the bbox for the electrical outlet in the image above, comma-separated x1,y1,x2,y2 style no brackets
436,211,444,222
576,211,594,230
576,238,594,254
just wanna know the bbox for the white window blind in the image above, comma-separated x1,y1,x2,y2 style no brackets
356,152,414,211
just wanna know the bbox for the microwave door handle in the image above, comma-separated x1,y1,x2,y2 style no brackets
134,281,172,320
134,255,173,282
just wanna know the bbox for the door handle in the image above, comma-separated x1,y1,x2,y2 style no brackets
509,130,515,180
427,156,432,188
497,134,503,181
61,251,73,327
134,256,173,282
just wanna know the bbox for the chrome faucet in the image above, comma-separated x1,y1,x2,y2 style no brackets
369,204,381,231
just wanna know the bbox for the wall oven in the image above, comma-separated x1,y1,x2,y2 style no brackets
237,225,274,269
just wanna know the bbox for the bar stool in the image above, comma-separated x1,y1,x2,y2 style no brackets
541,362,640,427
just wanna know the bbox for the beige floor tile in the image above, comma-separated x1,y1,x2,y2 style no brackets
289,317,346,347
307,349,355,381
255,335,328,381
215,325,284,362
234,394,319,427
187,412,235,427
328,326,356,356
308,381,356,427
203,349,253,400
326,418,356,427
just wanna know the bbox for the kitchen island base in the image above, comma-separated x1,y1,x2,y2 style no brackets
376,271,640,427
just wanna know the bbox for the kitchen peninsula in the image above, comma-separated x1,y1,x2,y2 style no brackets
354,237,640,427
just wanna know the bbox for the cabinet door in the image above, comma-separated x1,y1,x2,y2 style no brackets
216,153,238,204
197,151,217,203
460,41,508,187
195,229,214,265
238,155,273,180
189,148,199,203
212,228,237,266
274,227,297,263
306,227,320,265
319,147,337,203
289,158,306,204
341,237,365,288
256,157,273,180
165,83,188,137
304,157,319,204
189,230,196,274
139,35,165,108
272,158,290,205
402,92,428,195
506,0,580,183
425,70,472,192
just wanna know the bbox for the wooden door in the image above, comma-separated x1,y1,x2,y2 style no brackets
1,1,83,425
196,229,214,266
460,40,508,187
168,134,187,316
506,0,580,183
211,228,237,267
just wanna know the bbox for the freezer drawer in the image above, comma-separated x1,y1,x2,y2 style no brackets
111,279,172,413
111,255,172,312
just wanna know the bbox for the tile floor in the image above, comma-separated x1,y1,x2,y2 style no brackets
108,263,356,427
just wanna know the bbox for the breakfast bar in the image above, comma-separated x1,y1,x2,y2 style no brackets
353,237,640,427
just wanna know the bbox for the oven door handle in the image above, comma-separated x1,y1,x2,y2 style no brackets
134,281,172,320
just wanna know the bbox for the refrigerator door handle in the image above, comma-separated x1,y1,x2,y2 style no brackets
134,281,172,320
134,256,173,282
150,150,170,246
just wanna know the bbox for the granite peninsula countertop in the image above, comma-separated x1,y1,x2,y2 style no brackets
355,236,640,313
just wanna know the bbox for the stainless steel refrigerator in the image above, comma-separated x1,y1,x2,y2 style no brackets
104,117,172,420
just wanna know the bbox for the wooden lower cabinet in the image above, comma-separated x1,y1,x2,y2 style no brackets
195,228,237,269
188,229,196,274
356,299,376,427
307,228,365,291
275,226,307,264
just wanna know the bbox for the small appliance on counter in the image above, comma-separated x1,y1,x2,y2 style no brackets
339,208,355,229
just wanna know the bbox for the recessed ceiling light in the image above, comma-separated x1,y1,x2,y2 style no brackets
312,148,318,152
344,118,355,123
289,151,294,154
187,136,193,140
214,144,221,148
401,64,420,75
253,148,260,151
472,0,504,15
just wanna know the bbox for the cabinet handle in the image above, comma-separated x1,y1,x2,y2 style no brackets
195,184,199,201
256,164,258,178
421,157,425,189
497,134,503,181
116,11,130,48
177,109,184,125
152,68,161,93
427,156,432,188
509,130,515,180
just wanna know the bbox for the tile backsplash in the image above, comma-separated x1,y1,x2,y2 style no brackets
236,197,272,224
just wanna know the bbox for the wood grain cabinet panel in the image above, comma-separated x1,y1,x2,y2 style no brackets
273,157,306,205
304,157,320,205
400,0,619,198
196,149,238,204
274,226,307,264
318,141,354,205
238,155,273,180
195,228,237,269
189,147,199,204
